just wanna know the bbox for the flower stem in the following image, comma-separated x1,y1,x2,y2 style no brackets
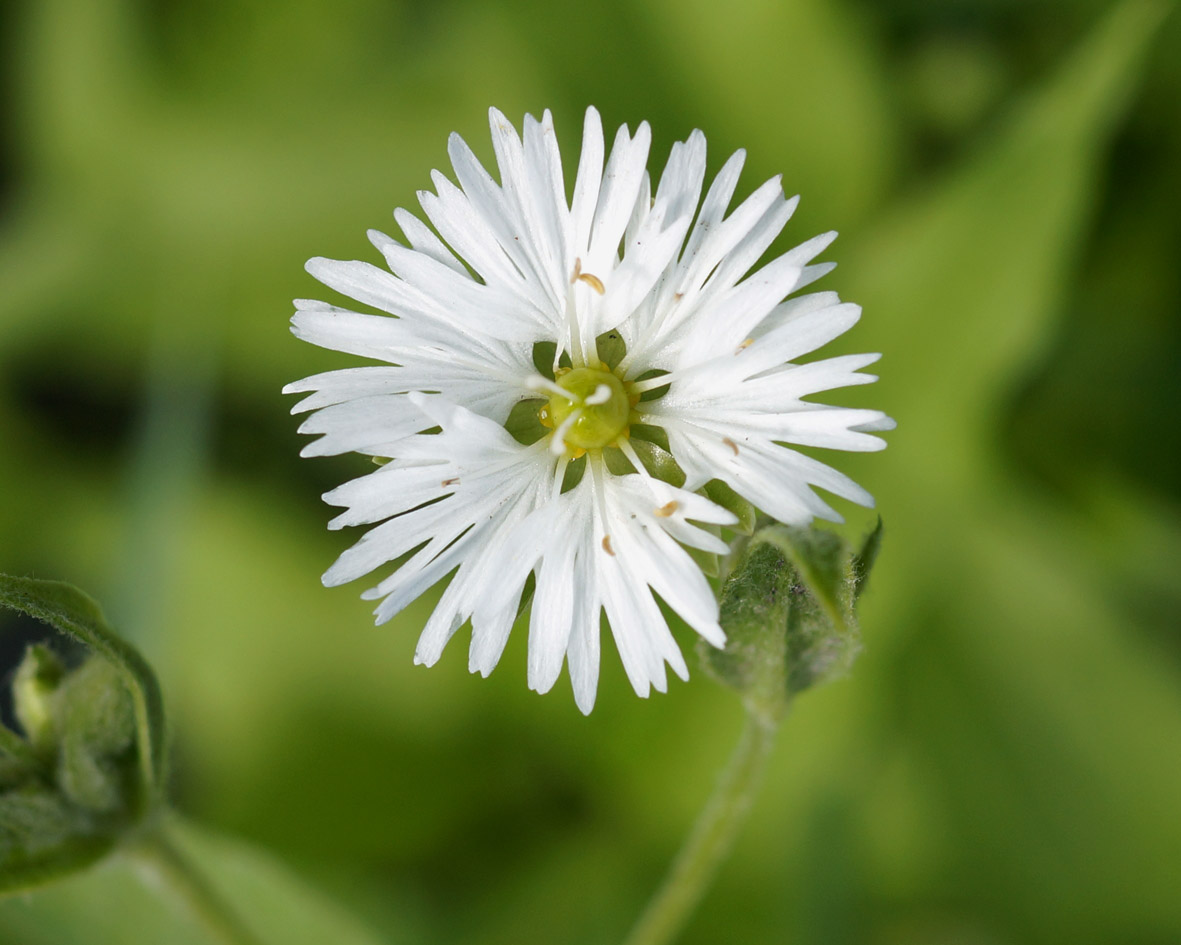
127,825,266,945
622,710,779,945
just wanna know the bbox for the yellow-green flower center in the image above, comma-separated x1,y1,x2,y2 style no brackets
540,366,631,451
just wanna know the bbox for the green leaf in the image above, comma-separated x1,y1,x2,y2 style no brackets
703,480,757,535
55,659,137,816
754,525,851,636
845,0,1170,463
0,575,165,804
0,788,114,897
685,541,721,579
0,819,389,945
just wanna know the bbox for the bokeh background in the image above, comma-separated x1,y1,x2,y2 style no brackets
1,0,1179,942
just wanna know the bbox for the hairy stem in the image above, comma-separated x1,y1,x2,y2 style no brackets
622,711,779,945
128,826,266,945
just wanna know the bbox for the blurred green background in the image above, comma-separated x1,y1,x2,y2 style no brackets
1,0,1179,942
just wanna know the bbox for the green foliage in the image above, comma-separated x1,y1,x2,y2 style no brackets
0,0,1178,943
2,820,389,945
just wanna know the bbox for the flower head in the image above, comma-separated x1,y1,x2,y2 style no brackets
284,107,893,713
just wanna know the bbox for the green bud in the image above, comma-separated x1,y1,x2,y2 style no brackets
700,521,884,721
56,658,138,815
13,645,64,755
0,573,168,895
700,541,793,723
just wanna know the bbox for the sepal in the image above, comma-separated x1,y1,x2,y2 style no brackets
699,521,884,721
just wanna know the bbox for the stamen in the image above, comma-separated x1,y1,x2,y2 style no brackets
577,272,605,294
441,477,459,487
723,437,739,456
570,257,582,283
653,501,678,517
629,373,678,394
527,374,569,398
601,535,615,556
735,338,754,354
617,439,648,477
551,454,570,500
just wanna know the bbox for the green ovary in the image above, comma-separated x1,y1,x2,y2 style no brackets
541,367,631,450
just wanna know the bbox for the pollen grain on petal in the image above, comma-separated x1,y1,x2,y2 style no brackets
601,535,615,556
723,437,739,456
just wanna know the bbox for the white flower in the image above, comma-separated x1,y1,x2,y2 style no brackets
284,107,893,713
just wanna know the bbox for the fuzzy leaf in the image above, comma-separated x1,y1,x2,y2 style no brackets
851,517,883,600
0,787,113,896
703,521,884,714
699,540,792,723
55,659,137,816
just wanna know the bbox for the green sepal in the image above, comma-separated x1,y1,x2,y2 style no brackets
503,397,548,445
603,446,633,477
531,340,559,377
561,455,587,492
0,786,115,896
686,537,721,579
632,369,671,402
594,330,626,371
629,423,671,452
625,437,686,487
761,526,859,697
700,521,884,719
699,541,793,724
702,480,757,535
56,658,138,815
